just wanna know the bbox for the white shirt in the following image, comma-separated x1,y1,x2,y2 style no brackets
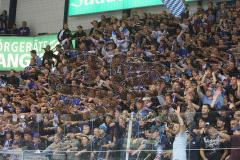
172,132,188,160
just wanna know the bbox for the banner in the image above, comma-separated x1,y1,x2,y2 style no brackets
0,34,59,71
69,0,195,16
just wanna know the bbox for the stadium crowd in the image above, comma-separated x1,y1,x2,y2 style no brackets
0,0,240,160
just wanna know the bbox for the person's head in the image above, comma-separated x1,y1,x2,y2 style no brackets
91,20,98,27
218,106,228,117
172,123,180,135
68,133,76,140
45,45,51,51
139,118,146,127
152,130,160,139
207,125,217,137
208,1,213,9
231,76,237,86
30,50,37,58
234,111,240,121
2,10,7,15
63,23,68,29
99,126,106,136
93,128,100,137
77,25,83,32
173,82,181,92
143,97,152,107
198,118,206,129
233,125,240,136
9,70,16,77
50,96,57,104
14,132,22,141
81,136,89,146
56,127,63,134
56,44,62,51
14,106,21,114
33,134,41,144
82,125,90,135
230,119,239,130
136,99,143,110
22,21,27,27
160,23,165,31
202,104,210,114
165,94,172,105
206,88,212,97
231,35,238,43
24,132,32,141
119,116,126,126
54,135,61,143
217,117,225,130
105,115,113,124
12,141,21,149
5,131,12,140
2,96,9,105
185,80,192,89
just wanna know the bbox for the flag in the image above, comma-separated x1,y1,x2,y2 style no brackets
162,0,186,17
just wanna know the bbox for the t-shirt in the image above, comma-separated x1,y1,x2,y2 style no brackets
172,132,188,160
201,96,213,106
200,135,222,160
230,135,240,160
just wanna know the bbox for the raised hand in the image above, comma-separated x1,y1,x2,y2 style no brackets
176,106,181,115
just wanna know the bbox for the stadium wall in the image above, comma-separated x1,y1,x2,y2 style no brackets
12,0,213,35
15,0,65,35
0,0,10,13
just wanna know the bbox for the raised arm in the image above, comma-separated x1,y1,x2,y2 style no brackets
217,131,231,141
176,106,185,132
212,72,217,84
210,89,222,109
197,85,204,98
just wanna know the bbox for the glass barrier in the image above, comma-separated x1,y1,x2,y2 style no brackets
0,111,239,160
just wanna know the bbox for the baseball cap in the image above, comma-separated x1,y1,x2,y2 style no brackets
99,123,107,132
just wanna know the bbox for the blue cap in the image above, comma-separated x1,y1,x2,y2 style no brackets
99,123,107,132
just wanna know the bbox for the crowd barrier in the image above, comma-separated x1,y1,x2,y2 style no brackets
0,111,239,160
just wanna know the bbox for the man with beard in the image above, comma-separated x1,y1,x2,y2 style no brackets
200,125,227,160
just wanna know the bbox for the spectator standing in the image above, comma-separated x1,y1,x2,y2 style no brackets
200,125,227,160
0,10,8,29
42,45,58,67
57,23,72,49
30,50,42,67
72,25,86,49
172,106,187,160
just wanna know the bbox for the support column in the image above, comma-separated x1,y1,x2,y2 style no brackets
63,0,69,25
8,0,17,28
